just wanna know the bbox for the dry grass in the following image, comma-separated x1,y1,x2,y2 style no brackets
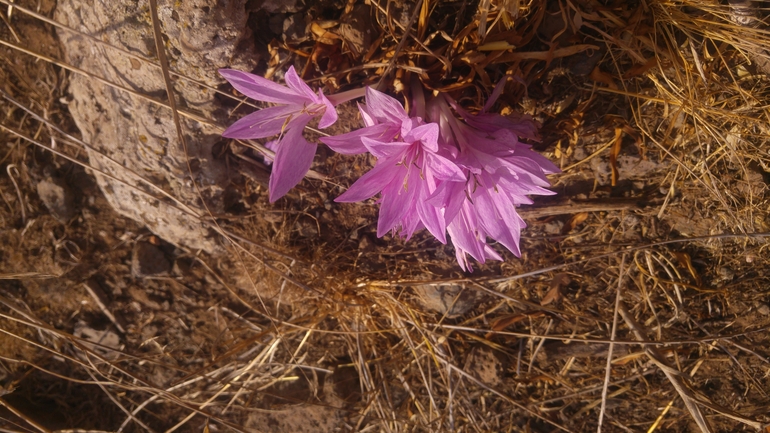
0,0,769,432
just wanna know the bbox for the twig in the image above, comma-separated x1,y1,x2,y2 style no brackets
0,396,52,433
597,254,627,432
0,272,59,279
6,164,25,224
0,8,20,42
82,278,126,334
517,197,655,218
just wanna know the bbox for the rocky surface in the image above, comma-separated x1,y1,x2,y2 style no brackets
54,0,258,252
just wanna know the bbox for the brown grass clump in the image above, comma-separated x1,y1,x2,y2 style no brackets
1,0,769,432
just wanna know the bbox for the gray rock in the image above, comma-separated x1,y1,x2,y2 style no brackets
73,321,121,360
36,177,75,221
132,241,172,277
55,0,259,253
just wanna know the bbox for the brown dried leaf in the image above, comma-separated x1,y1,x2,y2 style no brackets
310,22,341,45
623,57,658,79
541,272,570,306
589,65,617,89
673,252,703,287
493,44,600,63
490,314,527,331
562,212,589,234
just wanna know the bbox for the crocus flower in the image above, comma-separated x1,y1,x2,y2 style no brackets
430,94,559,271
333,89,465,242
219,66,338,202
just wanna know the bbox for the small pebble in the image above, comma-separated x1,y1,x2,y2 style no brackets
37,177,76,222
756,303,770,316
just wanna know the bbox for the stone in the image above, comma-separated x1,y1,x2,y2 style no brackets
36,177,76,222
252,0,301,14
283,14,308,42
465,347,502,387
757,303,770,316
55,0,259,253
413,284,479,318
338,4,374,57
73,321,121,360
132,241,172,277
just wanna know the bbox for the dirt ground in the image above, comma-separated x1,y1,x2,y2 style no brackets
1,0,770,432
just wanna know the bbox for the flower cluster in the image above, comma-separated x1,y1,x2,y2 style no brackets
220,67,558,271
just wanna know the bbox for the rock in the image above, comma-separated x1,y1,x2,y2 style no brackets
357,235,373,252
251,0,301,14
466,347,503,387
283,14,308,42
55,0,259,253
269,13,287,35
413,284,479,318
756,302,770,316
717,266,735,282
36,177,75,221
132,241,172,277
729,0,758,27
73,321,121,360
339,4,374,57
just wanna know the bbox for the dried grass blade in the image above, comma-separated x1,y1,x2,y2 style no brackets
597,254,627,432
0,272,59,279
618,303,713,433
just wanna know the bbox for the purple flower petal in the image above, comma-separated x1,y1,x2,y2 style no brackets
335,161,401,203
320,124,396,155
222,105,299,139
361,136,410,159
317,91,338,129
404,123,439,152
284,66,318,101
364,87,408,124
268,121,317,202
474,188,525,257
377,171,418,237
358,103,377,127
262,139,279,165
447,204,488,263
424,152,466,182
219,69,299,104
416,194,447,243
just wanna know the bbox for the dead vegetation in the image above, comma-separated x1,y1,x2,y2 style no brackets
1,0,769,432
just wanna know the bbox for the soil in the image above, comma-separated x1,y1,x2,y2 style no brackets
1,0,770,432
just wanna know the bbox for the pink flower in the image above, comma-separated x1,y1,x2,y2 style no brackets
333,89,465,242
219,66,337,202
429,94,559,271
